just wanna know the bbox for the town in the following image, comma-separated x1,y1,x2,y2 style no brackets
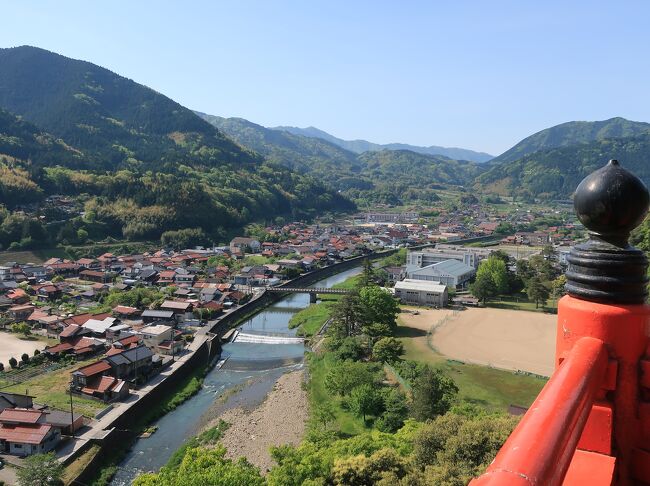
0,196,582,473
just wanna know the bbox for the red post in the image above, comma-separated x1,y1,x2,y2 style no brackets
557,296,649,484
470,337,608,486
471,160,650,486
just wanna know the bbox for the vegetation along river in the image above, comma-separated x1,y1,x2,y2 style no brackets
110,266,361,485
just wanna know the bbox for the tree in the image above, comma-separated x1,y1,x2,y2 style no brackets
550,275,567,300
328,336,365,361
469,272,497,304
376,389,409,433
347,384,384,421
21,353,29,364
133,446,264,486
412,413,519,484
411,367,458,421
372,337,404,363
358,258,376,288
8,357,17,369
476,257,508,294
16,452,64,486
528,254,558,282
526,276,550,309
332,448,408,486
330,292,364,338
76,228,89,243
362,322,393,345
11,322,31,337
311,403,337,431
359,286,399,332
160,227,208,250
495,222,515,235
324,361,379,396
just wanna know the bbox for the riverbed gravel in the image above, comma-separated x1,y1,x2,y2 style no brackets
214,369,308,473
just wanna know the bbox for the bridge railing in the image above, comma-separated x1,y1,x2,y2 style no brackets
470,337,608,486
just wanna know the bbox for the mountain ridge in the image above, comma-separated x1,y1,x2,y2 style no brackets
491,117,650,165
270,125,494,163
0,46,353,248
198,112,486,205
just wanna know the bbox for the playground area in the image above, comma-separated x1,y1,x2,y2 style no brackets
399,306,556,376
0,332,46,368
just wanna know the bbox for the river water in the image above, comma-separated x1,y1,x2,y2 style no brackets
110,267,360,485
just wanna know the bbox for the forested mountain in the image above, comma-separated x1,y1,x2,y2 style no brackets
476,133,650,199
352,149,486,204
0,47,353,250
492,117,650,164
0,46,254,172
196,113,364,186
199,112,486,204
271,125,494,163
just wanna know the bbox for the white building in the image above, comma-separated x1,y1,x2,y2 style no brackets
394,279,448,307
140,324,174,348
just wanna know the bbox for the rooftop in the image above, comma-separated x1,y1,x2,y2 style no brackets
394,279,447,293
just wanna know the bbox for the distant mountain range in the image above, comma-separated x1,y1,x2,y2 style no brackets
203,111,650,202
1,43,648,241
0,46,352,248
199,113,484,205
270,125,494,163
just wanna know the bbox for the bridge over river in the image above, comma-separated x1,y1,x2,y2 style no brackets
265,286,352,303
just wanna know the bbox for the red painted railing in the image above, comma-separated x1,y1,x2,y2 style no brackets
470,337,608,486
470,161,650,485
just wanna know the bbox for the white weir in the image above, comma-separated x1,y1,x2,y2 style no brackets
233,332,304,344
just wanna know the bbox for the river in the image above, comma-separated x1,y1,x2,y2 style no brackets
110,266,360,485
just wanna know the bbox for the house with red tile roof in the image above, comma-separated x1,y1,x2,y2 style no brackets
0,409,60,456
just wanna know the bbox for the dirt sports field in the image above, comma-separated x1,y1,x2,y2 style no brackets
401,307,556,376
0,333,45,367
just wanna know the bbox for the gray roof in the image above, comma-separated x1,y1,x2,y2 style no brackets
121,346,154,362
141,310,174,318
432,259,474,275
44,410,83,427
106,354,131,366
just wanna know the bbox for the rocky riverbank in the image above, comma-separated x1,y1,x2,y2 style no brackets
208,369,308,473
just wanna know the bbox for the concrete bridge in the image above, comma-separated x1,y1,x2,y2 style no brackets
265,286,352,303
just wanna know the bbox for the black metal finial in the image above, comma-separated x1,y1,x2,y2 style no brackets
566,160,650,304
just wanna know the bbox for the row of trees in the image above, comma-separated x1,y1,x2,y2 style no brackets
470,248,565,308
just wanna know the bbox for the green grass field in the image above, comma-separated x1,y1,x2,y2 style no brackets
0,358,106,417
0,248,69,264
396,317,547,412
486,293,558,314
288,275,361,336
289,301,333,336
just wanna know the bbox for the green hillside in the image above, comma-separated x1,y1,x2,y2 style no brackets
200,113,486,204
197,113,364,185
492,117,650,164
0,47,353,250
476,134,650,198
0,46,254,172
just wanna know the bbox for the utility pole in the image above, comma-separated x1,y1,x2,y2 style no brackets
69,387,75,438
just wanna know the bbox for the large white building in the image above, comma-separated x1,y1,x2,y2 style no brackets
394,279,448,307
407,259,475,288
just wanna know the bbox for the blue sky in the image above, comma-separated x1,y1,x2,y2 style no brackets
2,1,649,154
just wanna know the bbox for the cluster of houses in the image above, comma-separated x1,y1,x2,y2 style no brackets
0,391,83,457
